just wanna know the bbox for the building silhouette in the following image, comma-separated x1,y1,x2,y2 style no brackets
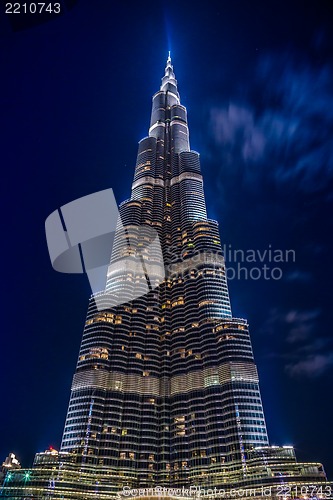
1,55,331,500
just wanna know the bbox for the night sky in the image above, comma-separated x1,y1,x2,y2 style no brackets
1,0,333,478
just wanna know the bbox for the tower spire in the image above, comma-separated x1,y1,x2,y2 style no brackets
160,51,179,96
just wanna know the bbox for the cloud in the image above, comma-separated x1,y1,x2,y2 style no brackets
258,307,282,336
286,311,319,344
209,52,333,195
210,105,265,162
259,308,333,378
284,309,320,343
284,270,312,283
259,307,320,343
297,337,331,353
285,353,333,378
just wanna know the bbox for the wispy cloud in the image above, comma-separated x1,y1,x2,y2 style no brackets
297,337,331,353
259,307,333,378
285,353,333,378
210,105,265,162
258,307,282,336
284,271,312,283
209,53,333,195
259,307,320,343
284,309,320,343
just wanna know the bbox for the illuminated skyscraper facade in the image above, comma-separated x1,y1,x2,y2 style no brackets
59,53,268,484
1,55,331,499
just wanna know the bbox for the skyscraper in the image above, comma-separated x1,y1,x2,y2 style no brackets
1,55,331,500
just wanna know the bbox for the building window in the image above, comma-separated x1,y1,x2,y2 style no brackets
199,300,215,307
176,425,186,436
204,374,219,387
87,347,108,360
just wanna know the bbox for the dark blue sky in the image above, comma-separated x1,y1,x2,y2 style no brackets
1,0,333,477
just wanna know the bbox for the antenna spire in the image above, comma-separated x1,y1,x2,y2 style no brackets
160,52,179,97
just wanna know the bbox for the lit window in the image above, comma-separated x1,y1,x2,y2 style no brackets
176,426,186,436
198,299,215,307
204,375,219,387
88,347,108,360
115,381,123,391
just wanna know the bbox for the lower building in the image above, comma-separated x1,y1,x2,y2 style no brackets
1,446,331,499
